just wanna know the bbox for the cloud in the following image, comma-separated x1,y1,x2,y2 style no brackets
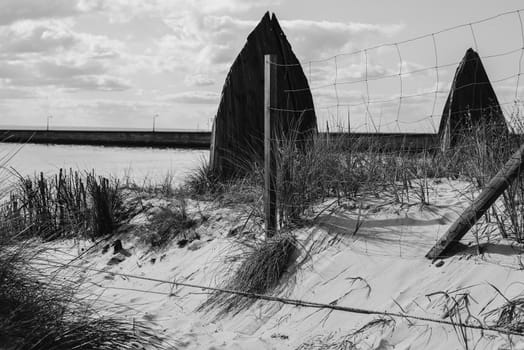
63,75,131,91
0,0,102,26
0,87,37,99
100,0,279,22
0,18,129,92
0,58,131,91
0,20,122,59
281,19,404,60
159,91,219,104
0,0,410,131
156,12,404,78
184,74,215,87
0,21,76,55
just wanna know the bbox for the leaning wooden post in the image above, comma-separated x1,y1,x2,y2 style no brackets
264,54,277,237
426,142,524,260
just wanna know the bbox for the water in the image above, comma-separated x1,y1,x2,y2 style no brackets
0,143,208,187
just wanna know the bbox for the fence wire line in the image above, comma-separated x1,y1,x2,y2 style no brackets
268,8,524,133
272,8,524,67
31,257,524,338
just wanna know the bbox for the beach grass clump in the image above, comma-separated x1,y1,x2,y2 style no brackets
0,169,125,241
493,297,524,332
201,233,298,314
483,292,524,333
0,244,171,350
277,134,341,224
449,124,524,242
145,199,197,249
0,169,90,240
87,173,125,238
185,158,263,206
185,160,223,197
296,317,395,350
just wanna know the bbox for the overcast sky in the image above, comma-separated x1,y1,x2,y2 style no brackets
0,0,523,132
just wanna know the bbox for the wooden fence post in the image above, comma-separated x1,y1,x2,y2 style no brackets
426,142,524,260
264,54,277,237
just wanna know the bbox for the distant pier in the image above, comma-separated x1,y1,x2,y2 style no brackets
0,129,211,149
0,128,439,151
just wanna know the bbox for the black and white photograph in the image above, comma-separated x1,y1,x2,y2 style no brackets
1,1,524,349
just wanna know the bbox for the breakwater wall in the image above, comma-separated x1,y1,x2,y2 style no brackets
0,129,211,149
0,129,440,151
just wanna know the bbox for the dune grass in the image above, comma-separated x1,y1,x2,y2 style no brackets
0,169,125,241
0,154,173,349
144,199,198,249
0,242,172,350
87,173,125,238
200,232,298,315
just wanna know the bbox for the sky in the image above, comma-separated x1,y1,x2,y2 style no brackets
0,0,523,132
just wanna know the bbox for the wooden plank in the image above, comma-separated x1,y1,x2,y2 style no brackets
264,54,277,237
426,142,524,260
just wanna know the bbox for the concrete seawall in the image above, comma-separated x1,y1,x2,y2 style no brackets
0,129,211,149
0,129,439,151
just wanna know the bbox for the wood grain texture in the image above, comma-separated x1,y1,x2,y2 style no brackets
438,48,508,149
210,12,317,179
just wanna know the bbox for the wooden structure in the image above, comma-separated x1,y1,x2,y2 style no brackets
210,12,317,179
438,48,507,149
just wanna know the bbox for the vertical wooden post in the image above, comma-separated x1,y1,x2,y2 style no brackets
326,121,330,144
347,107,351,134
264,54,277,237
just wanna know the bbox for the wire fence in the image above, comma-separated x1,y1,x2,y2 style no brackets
31,256,524,338
271,8,524,134
258,8,524,262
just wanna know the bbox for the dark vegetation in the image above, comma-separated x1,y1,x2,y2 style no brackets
0,241,172,349
190,123,524,229
0,169,125,242
144,199,198,249
199,232,298,315
0,166,177,348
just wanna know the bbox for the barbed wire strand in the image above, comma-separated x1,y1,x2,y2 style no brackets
31,257,524,338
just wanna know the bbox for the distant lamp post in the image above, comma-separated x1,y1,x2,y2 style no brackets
152,114,159,132
46,115,53,131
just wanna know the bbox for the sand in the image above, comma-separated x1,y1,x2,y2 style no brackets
36,178,524,349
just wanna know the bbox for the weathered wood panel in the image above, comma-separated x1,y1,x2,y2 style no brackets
438,48,508,149
210,12,317,179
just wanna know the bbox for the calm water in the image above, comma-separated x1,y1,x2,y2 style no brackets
0,143,208,186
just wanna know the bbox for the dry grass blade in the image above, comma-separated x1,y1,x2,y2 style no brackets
483,284,524,333
296,317,395,350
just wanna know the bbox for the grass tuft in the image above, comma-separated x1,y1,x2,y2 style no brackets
145,199,197,249
87,173,125,238
0,244,172,349
185,160,223,197
0,169,125,241
484,290,524,333
201,233,298,315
